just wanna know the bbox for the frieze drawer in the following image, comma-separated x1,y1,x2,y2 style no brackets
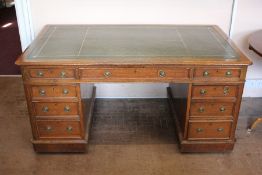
194,68,241,80
27,68,76,79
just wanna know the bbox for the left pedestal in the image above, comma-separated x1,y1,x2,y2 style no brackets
21,67,95,153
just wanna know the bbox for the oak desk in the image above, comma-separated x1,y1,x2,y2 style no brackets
16,25,252,153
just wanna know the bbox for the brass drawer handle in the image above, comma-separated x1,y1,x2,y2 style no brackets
225,71,232,77
223,86,229,95
200,89,207,95
42,106,49,112
46,126,52,132
37,71,44,77
104,71,112,77
220,106,226,112
203,71,209,77
196,128,204,133
217,128,224,132
60,71,66,78
64,106,71,112
39,89,46,96
198,107,205,113
63,89,69,95
159,70,166,77
66,126,73,132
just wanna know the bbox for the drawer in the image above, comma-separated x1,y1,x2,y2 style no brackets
34,102,78,116
192,85,237,98
28,68,75,79
31,85,77,98
194,68,241,80
79,67,190,81
190,102,234,117
188,121,232,140
36,120,81,139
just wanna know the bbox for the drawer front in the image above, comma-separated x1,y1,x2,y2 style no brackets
192,85,237,98
190,102,234,117
31,85,77,98
188,121,232,140
36,120,81,139
28,68,75,79
79,67,190,81
194,68,241,79
34,102,78,116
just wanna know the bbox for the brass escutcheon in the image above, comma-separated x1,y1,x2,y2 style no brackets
37,71,44,77
66,126,73,132
196,128,204,132
203,71,209,77
60,71,66,78
198,107,205,113
63,89,69,94
42,106,49,112
104,71,112,77
217,128,224,132
220,106,226,112
64,106,71,112
39,89,46,96
225,71,232,77
200,89,207,95
159,70,166,77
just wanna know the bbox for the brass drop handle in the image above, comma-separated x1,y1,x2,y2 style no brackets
37,71,44,77
63,89,69,95
196,128,204,133
39,89,46,96
64,106,71,112
159,70,166,77
66,126,73,132
46,126,52,132
198,107,205,113
220,106,226,112
217,128,224,132
60,71,66,78
203,71,209,77
42,106,49,112
104,71,112,77
225,71,232,77
223,87,229,95
200,89,207,95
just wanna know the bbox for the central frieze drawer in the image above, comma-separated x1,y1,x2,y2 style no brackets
188,121,232,140
34,102,78,116
192,85,238,98
79,67,190,80
190,102,234,117
36,120,81,139
31,85,77,98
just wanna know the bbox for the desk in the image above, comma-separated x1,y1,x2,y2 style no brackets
16,25,252,153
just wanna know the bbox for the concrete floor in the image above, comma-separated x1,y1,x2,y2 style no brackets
0,77,262,175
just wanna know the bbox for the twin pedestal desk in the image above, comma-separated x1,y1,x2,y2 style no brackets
15,25,252,153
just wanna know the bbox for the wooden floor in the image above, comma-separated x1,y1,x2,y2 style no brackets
0,77,262,175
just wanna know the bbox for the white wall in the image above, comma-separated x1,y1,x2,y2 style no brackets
29,0,233,34
27,0,262,97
